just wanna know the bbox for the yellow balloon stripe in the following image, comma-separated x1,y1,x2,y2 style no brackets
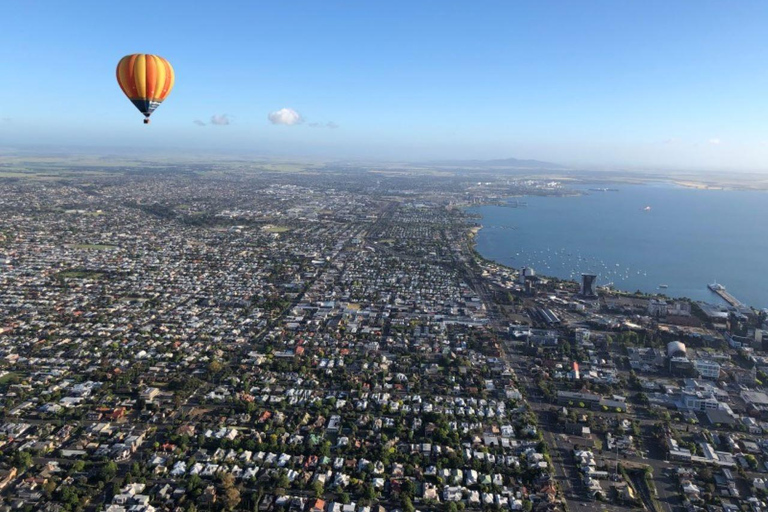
153,56,167,102
164,59,175,100
134,54,147,98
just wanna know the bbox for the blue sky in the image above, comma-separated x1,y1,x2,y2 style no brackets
2,0,768,170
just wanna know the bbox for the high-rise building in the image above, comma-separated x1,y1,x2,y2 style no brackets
519,267,535,285
580,274,597,297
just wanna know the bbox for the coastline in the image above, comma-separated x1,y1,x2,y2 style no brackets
672,180,723,190
463,188,765,310
464,221,735,308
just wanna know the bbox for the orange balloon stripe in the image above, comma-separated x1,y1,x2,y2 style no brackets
116,57,129,96
144,55,157,100
117,55,138,98
126,54,139,98
158,57,171,101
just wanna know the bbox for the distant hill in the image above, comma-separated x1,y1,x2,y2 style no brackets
427,157,566,169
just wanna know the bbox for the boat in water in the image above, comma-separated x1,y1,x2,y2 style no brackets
708,281,725,292
658,284,668,289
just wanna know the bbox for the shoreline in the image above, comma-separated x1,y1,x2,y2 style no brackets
467,225,742,308
463,192,762,310
466,224,677,302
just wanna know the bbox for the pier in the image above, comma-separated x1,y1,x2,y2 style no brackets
708,283,742,307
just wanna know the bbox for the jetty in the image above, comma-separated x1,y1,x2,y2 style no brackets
708,282,742,307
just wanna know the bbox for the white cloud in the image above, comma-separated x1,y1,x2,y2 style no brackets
210,114,230,126
193,119,206,126
326,121,339,129
708,138,721,145
268,108,303,125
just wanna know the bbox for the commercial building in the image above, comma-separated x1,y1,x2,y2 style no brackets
694,360,721,379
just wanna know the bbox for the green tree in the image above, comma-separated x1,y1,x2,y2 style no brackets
13,451,32,470
58,486,81,511
276,473,290,489
188,474,203,492
208,360,224,381
98,461,118,482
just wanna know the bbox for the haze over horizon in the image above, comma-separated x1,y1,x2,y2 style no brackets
3,1,768,172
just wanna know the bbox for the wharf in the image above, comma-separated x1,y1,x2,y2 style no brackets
709,284,742,307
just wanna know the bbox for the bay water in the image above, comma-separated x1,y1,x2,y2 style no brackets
469,183,768,309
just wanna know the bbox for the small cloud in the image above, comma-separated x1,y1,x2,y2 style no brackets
663,138,679,144
268,108,303,125
210,114,230,126
1,118,11,123
708,138,721,145
308,121,339,129
193,119,206,126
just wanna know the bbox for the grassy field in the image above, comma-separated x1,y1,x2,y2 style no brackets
57,270,106,279
0,372,20,385
0,170,67,180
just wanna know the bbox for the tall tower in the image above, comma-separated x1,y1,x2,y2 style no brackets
519,267,535,285
580,274,597,298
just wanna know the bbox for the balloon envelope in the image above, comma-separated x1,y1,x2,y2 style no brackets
116,54,174,122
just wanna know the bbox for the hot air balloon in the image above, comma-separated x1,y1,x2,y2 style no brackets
116,54,175,124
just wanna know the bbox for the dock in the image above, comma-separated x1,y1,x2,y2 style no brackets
708,284,742,307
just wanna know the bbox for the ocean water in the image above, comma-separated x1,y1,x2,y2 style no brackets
469,183,768,309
